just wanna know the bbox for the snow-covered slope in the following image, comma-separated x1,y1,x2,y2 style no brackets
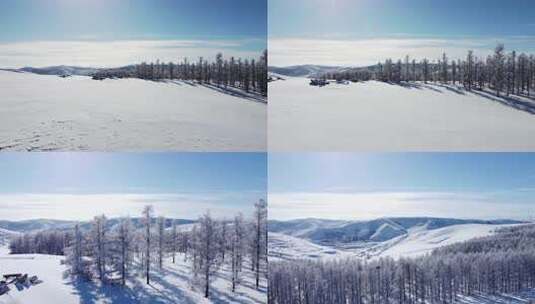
0,247,265,303
268,218,349,238
269,232,351,261
268,217,520,244
0,71,266,151
269,78,535,151
269,218,524,260
375,223,512,259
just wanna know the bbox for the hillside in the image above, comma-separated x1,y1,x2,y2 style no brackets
0,70,266,151
268,217,521,244
269,78,535,151
268,217,524,260
270,224,535,304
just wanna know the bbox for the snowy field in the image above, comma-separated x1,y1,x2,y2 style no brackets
0,71,266,151
0,246,266,304
269,77,535,151
269,223,519,261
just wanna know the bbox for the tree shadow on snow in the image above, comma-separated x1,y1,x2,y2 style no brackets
208,269,267,304
199,83,267,104
434,83,466,95
67,276,199,304
209,287,266,304
141,79,267,103
68,278,138,304
146,278,198,304
458,292,531,304
470,90,535,115
395,81,444,93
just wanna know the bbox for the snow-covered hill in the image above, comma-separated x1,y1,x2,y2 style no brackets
269,217,524,260
0,218,196,233
19,66,101,76
269,217,520,243
0,70,266,151
269,78,535,151
0,219,77,232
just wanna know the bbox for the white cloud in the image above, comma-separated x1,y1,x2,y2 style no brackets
269,191,533,221
0,193,257,220
0,39,262,68
269,37,535,67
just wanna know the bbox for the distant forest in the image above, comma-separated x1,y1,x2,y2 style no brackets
93,50,268,97
269,224,535,304
324,43,535,98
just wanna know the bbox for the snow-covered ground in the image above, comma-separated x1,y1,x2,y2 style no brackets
269,77,535,151
268,232,351,262
0,246,266,303
269,223,519,261
456,290,535,303
0,71,266,151
367,223,511,259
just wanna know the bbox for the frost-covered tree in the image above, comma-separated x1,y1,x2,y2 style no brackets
195,212,219,298
422,59,429,83
157,216,165,269
252,199,267,289
492,43,506,97
117,217,132,285
270,224,535,304
142,205,153,284
91,215,107,282
171,220,177,264
231,213,245,292
441,52,449,83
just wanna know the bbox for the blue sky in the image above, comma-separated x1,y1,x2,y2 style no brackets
0,0,266,67
0,153,266,220
269,153,535,220
269,0,535,66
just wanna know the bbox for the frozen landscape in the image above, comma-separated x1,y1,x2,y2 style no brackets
268,217,523,261
269,75,535,151
0,70,266,152
269,217,535,303
0,246,265,304
0,202,267,304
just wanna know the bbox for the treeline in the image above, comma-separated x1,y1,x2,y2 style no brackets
93,51,268,96
9,230,69,255
269,224,535,304
9,199,267,299
328,43,535,98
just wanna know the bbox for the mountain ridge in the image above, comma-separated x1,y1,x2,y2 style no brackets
269,217,525,244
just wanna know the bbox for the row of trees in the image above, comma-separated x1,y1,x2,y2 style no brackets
9,199,268,299
131,51,268,96
269,224,535,304
327,43,535,98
